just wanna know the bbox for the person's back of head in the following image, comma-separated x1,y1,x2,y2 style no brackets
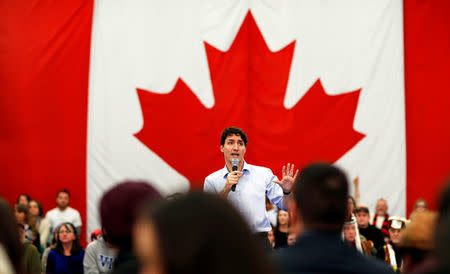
100,180,162,251
135,192,275,274
0,198,23,274
435,182,450,273
294,163,348,231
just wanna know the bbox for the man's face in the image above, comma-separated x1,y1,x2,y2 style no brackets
389,228,403,244
220,134,246,165
56,192,70,209
376,200,388,216
343,224,356,242
356,212,370,228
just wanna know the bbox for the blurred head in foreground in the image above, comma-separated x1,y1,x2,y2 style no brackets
134,192,275,274
293,163,348,232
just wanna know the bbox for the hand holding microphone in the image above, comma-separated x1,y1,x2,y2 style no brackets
230,158,240,192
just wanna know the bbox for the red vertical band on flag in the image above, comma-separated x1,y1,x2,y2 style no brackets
404,0,450,214
0,1,93,244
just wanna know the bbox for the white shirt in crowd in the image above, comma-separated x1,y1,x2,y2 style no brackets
45,206,82,231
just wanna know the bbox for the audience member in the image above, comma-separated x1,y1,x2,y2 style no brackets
266,197,278,228
343,218,375,256
410,198,428,217
42,228,59,274
99,181,162,274
29,199,51,249
15,203,41,252
276,163,393,273
435,182,450,274
134,192,276,274
17,193,31,206
84,229,117,274
373,198,391,242
376,216,406,272
18,223,41,274
45,189,82,237
287,231,297,246
0,244,14,274
89,229,103,243
274,210,289,249
0,198,23,274
356,205,385,250
268,229,275,249
46,222,84,274
399,211,437,273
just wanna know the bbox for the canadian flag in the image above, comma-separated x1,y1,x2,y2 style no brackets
1,0,449,241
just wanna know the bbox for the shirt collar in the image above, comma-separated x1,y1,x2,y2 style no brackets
221,161,251,179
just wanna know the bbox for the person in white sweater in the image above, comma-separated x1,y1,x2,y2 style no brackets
45,189,82,237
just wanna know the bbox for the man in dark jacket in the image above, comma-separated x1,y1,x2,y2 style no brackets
276,163,394,274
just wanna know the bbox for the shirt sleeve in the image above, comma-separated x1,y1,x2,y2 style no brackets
73,210,82,228
83,244,99,274
203,177,216,193
265,171,285,211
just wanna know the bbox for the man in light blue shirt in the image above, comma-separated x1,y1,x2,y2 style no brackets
204,127,298,235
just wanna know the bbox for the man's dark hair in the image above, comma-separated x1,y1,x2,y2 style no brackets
57,189,70,197
220,127,248,146
294,163,348,231
138,192,275,274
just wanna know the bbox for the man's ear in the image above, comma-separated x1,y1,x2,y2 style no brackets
220,145,224,153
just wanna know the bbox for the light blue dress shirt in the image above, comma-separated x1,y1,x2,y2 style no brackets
204,162,285,233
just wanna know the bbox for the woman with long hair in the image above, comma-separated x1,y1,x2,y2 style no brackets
15,203,41,252
274,209,290,249
46,222,84,274
29,199,51,249
134,192,276,274
0,198,23,274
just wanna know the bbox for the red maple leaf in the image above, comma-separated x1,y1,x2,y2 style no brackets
135,12,364,188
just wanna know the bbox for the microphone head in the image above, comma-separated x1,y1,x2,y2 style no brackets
231,158,240,167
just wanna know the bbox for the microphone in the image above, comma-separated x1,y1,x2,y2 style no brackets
231,158,240,192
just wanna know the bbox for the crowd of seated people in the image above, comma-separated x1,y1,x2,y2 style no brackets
1,164,449,274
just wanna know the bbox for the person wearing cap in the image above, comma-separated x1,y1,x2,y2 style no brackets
204,127,298,248
343,218,376,256
356,206,385,250
376,216,406,272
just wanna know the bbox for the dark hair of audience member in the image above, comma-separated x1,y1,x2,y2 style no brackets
100,180,162,251
137,192,275,274
0,198,24,273
435,182,450,273
53,222,83,255
294,163,348,231
57,189,70,197
16,193,31,205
